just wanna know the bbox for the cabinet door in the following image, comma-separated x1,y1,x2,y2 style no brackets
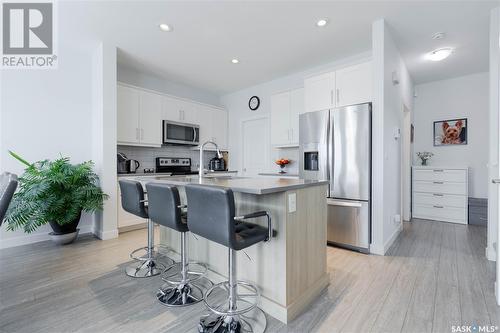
270,91,291,145
117,85,140,144
139,91,162,146
289,88,304,144
211,108,228,149
304,72,335,112
178,100,198,124
335,61,372,107
197,106,213,145
162,96,182,121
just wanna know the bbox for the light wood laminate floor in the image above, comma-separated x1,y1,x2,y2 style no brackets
0,219,498,333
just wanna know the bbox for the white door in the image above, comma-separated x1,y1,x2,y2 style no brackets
336,61,372,107
117,85,140,144
211,108,228,149
270,91,290,145
304,72,335,112
139,91,162,146
242,117,269,176
290,88,304,144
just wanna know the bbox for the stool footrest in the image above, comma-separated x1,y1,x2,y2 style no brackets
161,261,208,284
204,280,260,317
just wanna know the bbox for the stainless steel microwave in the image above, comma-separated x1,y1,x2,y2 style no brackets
162,120,200,146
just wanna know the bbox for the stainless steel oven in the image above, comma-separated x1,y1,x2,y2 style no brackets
163,120,199,146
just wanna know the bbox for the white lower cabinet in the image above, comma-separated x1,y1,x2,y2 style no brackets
412,166,468,224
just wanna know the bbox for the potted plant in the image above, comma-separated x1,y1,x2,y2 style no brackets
4,151,108,244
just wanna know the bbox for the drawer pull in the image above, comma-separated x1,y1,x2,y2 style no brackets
433,181,444,184
433,205,444,209
433,169,444,172
433,193,444,197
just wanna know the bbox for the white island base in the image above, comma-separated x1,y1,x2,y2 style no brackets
159,183,328,324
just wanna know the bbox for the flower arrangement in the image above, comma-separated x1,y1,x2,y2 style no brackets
275,158,291,173
416,151,434,166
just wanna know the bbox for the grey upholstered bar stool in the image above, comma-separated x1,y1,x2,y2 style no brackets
118,179,173,278
146,182,211,306
0,172,18,224
185,184,273,333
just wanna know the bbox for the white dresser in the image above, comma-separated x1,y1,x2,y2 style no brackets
412,166,468,224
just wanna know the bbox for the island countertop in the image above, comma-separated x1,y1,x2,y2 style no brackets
126,174,328,195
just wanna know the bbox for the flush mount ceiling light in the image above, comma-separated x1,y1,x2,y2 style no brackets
316,19,328,27
425,47,453,61
231,58,239,64
159,23,172,32
432,32,446,40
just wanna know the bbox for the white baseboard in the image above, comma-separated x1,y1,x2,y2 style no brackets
0,224,93,249
486,245,497,262
93,228,118,240
370,222,403,256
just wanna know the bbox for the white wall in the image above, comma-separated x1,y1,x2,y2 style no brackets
220,52,372,174
413,72,489,198
0,41,97,248
117,65,221,107
372,19,414,255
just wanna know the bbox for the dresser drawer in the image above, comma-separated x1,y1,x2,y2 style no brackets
413,169,466,183
413,181,467,195
413,192,466,208
413,204,467,224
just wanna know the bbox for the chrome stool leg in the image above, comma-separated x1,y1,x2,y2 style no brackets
198,249,266,333
126,219,174,278
157,232,212,306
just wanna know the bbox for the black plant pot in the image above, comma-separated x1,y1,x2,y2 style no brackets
49,211,82,235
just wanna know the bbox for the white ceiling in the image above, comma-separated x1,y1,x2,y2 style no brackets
63,1,498,95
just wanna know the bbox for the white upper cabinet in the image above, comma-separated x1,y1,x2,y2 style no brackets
304,72,335,113
117,85,140,144
270,88,304,146
335,61,372,107
211,108,228,149
196,106,213,145
304,61,372,113
117,84,162,147
162,97,196,123
139,91,162,146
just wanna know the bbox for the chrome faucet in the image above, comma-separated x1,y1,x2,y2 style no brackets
199,141,222,179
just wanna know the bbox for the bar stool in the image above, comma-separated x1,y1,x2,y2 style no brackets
118,179,173,278
146,182,212,306
185,184,273,333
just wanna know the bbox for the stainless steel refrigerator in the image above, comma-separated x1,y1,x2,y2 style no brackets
299,103,371,253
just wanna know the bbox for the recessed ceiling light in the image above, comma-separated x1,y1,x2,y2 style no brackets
159,23,172,32
425,47,453,61
231,58,239,64
316,19,328,27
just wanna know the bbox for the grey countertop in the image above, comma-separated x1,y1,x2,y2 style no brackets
258,172,299,178
127,174,328,195
118,170,238,178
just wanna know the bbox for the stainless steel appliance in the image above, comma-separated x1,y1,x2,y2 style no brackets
156,157,198,175
163,120,200,146
209,151,226,171
117,153,128,174
126,159,140,173
299,103,371,253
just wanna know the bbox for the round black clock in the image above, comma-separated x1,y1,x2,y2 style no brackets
248,96,260,111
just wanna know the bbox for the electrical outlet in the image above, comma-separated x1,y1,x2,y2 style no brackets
288,193,297,213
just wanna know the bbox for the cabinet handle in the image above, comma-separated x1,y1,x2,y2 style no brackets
433,205,444,209
136,128,139,140
140,128,144,140
290,129,293,142
432,193,444,197
336,88,340,104
330,90,334,105
433,181,444,184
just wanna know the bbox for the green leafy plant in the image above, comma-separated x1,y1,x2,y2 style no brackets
4,151,108,233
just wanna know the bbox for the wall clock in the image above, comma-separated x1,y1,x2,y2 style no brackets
248,96,260,111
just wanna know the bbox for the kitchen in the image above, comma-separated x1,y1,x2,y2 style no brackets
1,1,499,333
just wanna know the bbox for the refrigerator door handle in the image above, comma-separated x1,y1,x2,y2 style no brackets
327,199,363,208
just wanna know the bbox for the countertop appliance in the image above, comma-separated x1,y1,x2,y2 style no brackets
163,120,200,146
156,157,198,175
299,103,371,253
117,153,128,174
209,151,226,171
126,159,140,173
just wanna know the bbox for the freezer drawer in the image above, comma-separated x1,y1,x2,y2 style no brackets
327,199,370,252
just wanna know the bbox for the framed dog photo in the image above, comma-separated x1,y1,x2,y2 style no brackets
433,118,467,146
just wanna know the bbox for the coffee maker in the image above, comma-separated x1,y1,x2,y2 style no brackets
208,151,226,171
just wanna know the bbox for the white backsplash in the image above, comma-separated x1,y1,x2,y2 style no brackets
117,145,218,172
270,147,299,175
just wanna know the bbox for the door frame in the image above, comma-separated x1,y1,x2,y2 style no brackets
401,104,412,222
240,115,270,176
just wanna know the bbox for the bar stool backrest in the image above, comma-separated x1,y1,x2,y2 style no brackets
146,183,187,232
0,172,18,225
118,180,148,218
185,184,236,249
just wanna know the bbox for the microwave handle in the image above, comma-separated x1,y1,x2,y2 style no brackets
193,127,197,142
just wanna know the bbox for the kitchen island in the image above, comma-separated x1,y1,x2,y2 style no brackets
132,175,329,323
